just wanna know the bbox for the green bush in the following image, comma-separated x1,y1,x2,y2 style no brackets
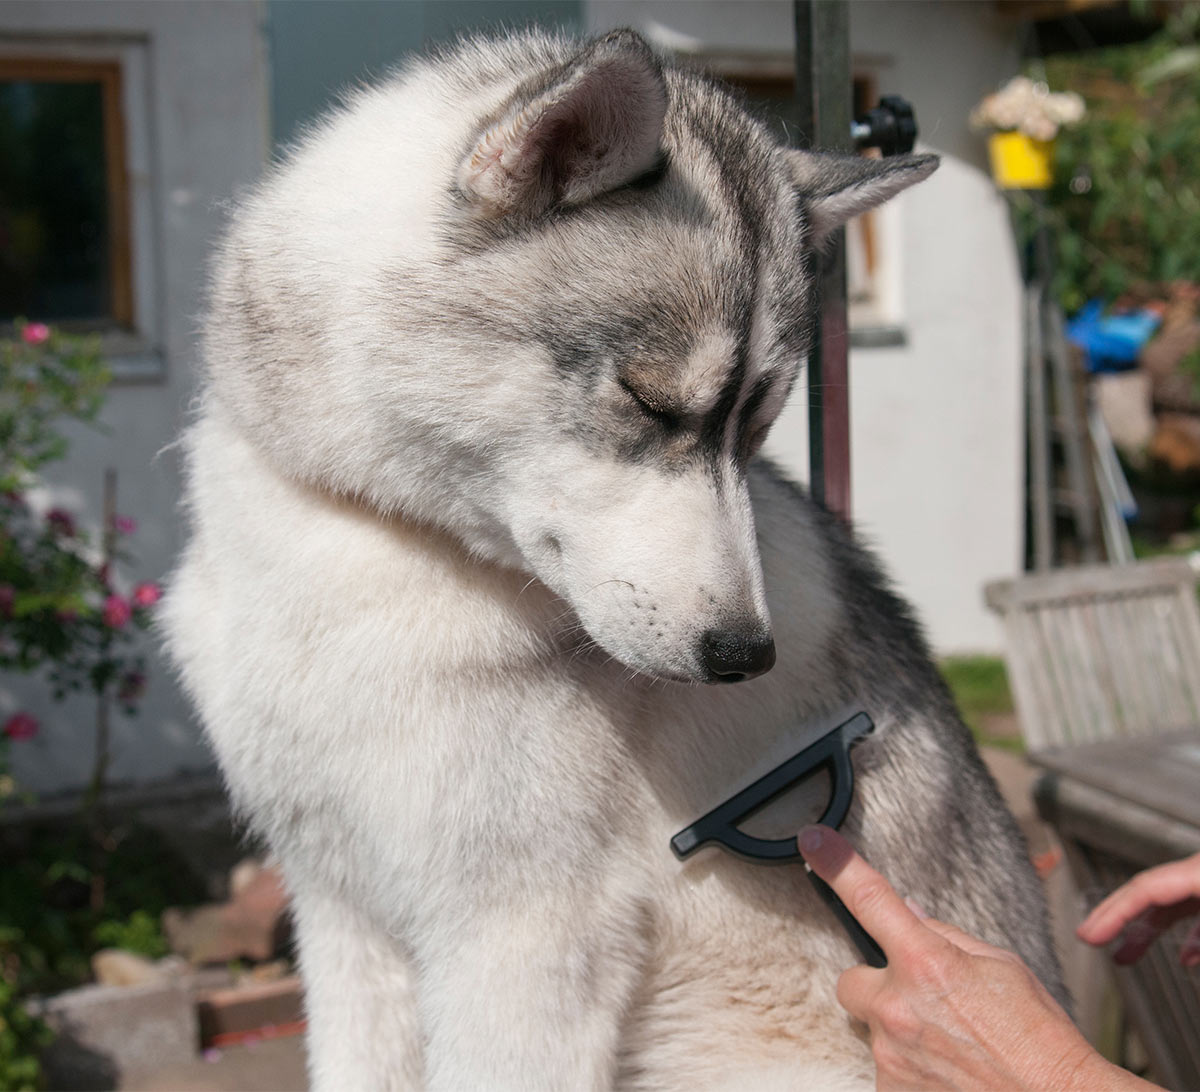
1041,8,1200,312
0,978,51,1092
0,824,205,999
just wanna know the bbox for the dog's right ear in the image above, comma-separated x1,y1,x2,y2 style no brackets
457,30,667,218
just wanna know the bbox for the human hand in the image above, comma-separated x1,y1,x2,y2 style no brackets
1076,851,1200,967
798,824,1150,1092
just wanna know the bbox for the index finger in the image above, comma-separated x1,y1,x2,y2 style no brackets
1077,853,1200,945
798,824,929,956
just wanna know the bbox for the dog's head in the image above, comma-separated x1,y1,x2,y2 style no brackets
210,30,936,685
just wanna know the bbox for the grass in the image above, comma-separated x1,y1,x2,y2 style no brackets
938,655,1024,753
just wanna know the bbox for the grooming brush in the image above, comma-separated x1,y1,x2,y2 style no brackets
671,710,886,968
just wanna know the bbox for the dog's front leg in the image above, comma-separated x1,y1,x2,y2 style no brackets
417,890,644,1092
291,887,425,1091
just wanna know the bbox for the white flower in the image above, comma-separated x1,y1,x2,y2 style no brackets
971,77,1086,139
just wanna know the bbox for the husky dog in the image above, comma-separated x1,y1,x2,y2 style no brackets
164,29,1063,1092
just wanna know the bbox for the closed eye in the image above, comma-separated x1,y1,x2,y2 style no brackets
619,377,683,429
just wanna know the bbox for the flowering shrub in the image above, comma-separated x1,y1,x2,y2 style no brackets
1,321,108,494
0,491,158,718
0,321,169,1085
970,75,1085,141
0,321,157,794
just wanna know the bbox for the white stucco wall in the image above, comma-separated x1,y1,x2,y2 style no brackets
0,1,268,792
1,0,1022,793
589,0,1024,654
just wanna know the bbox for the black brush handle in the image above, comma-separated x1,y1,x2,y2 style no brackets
807,870,887,968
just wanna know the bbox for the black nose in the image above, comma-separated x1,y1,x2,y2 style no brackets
699,628,776,683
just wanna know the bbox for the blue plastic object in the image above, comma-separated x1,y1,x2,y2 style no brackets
1066,300,1161,374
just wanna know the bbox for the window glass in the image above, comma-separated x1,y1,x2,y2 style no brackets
0,68,124,326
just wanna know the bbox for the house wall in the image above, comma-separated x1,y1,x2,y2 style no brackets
0,0,269,792
1,0,1021,793
268,0,581,146
589,0,1024,654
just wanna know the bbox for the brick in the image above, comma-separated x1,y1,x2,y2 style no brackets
196,976,305,1045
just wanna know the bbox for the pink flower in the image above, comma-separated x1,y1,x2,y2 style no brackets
131,582,161,608
113,515,137,535
21,322,50,345
45,507,76,537
2,712,39,741
102,594,132,628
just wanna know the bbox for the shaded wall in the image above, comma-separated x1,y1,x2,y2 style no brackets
269,0,580,146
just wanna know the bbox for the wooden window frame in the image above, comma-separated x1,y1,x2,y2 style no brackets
0,57,134,329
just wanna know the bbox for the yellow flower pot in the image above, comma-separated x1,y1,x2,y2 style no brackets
988,131,1054,190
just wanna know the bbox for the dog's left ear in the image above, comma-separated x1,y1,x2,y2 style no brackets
785,151,939,244
458,30,667,217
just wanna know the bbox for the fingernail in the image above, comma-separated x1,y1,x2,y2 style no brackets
799,826,824,854
905,897,930,920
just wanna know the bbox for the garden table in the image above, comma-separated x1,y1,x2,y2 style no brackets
1032,730,1200,1091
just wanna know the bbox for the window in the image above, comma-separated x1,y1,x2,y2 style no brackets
0,37,161,380
0,59,132,330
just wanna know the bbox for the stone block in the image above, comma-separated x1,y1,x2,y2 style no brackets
33,978,197,1090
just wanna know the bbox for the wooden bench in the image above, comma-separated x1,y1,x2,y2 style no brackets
986,559,1200,1089
984,558,1200,751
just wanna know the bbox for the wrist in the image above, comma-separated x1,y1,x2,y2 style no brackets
1052,1045,1155,1092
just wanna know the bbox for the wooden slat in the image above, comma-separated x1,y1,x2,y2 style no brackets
984,558,1196,612
1154,598,1192,729
1033,733,1200,828
1106,596,1148,732
1016,607,1059,747
1064,602,1113,740
1003,612,1048,747
986,560,1200,749
1172,584,1200,705
1077,599,1121,737
1044,604,1090,742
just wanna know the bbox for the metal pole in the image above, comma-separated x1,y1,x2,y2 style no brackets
794,0,852,520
